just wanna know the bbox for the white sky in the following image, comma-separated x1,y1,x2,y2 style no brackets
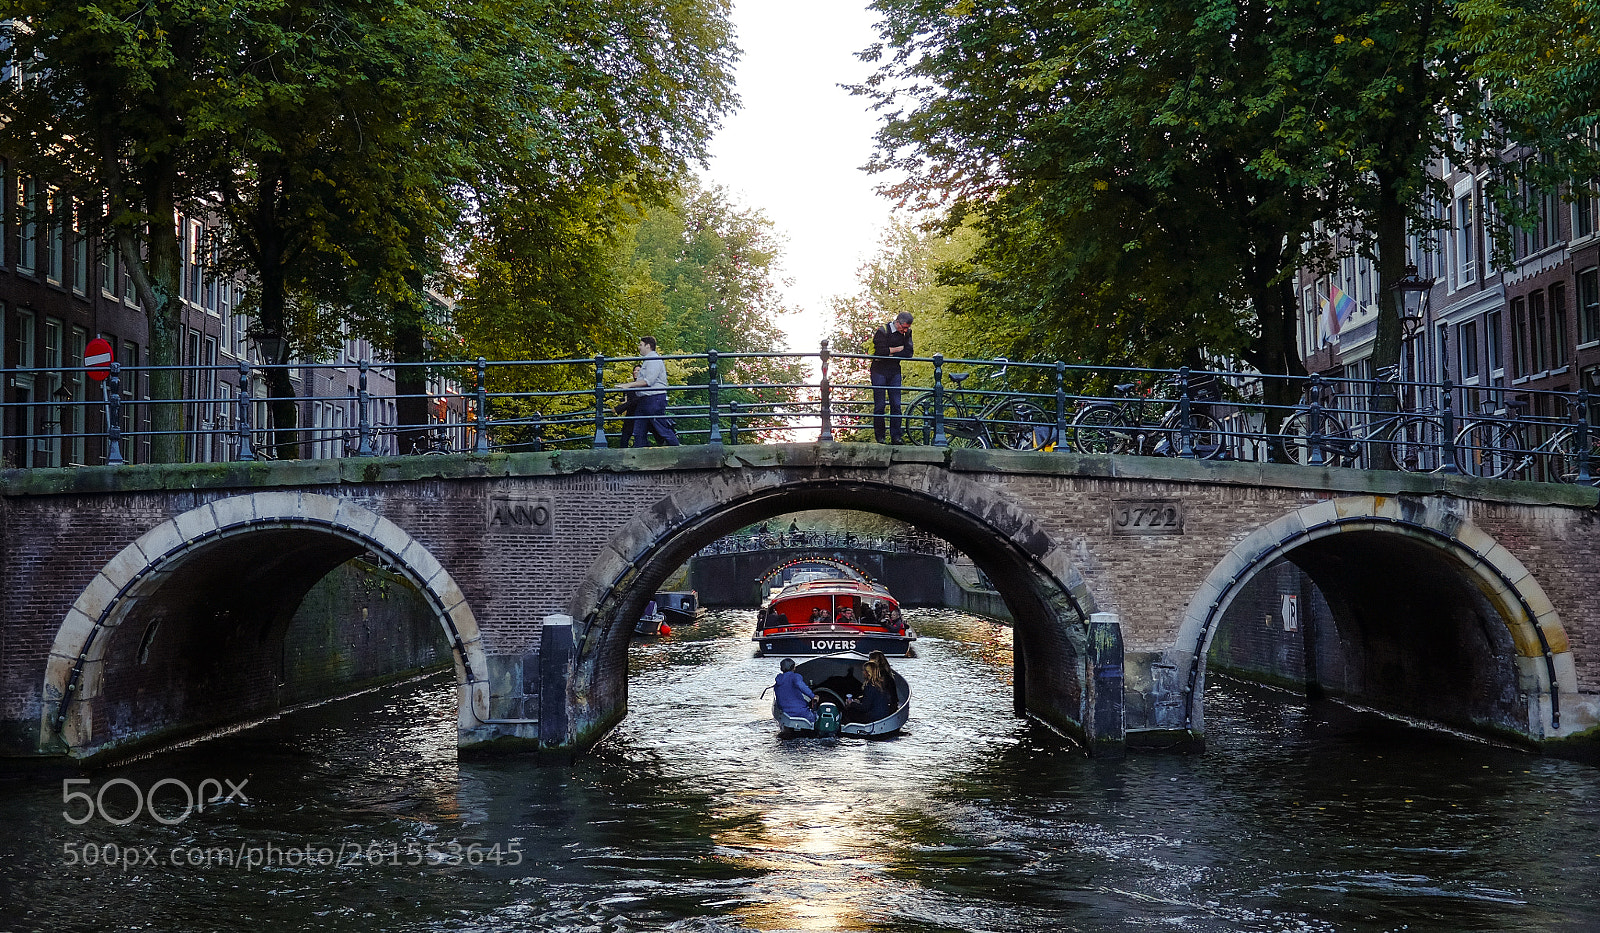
701,1,897,352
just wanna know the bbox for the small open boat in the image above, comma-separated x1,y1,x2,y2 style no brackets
772,654,911,738
656,590,704,627
754,573,915,657
634,599,669,636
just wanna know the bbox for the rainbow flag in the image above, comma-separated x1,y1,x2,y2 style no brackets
1329,283,1357,330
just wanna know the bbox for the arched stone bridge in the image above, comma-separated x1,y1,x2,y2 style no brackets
2,443,1596,765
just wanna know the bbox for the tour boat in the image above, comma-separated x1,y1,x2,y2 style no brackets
771,653,912,738
655,590,704,627
753,573,915,657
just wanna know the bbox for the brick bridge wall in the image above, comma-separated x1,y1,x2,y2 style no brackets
2,443,1596,765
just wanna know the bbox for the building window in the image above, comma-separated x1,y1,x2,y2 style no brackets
1457,193,1476,285
71,201,88,295
1530,290,1549,372
1459,320,1480,380
1549,281,1568,368
46,189,63,284
1511,296,1529,377
1487,308,1503,372
1576,189,1596,240
1581,267,1600,345
18,177,37,273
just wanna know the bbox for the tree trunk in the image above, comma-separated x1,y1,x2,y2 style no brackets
256,262,300,460
393,307,430,455
120,162,186,464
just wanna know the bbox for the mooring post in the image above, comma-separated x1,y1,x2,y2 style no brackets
538,615,574,749
1087,612,1126,758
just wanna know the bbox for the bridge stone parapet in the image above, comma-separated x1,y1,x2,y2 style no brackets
1,444,1596,766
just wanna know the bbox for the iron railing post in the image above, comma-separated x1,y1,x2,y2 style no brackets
104,363,125,466
592,354,609,449
707,350,723,445
530,412,544,452
1178,366,1196,458
819,340,834,442
1575,388,1593,484
355,359,376,456
473,357,491,453
235,360,255,461
933,354,948,448
729,400,741,445
1439,377,1460,474
1308,374,1325,466
1054,360,1068,453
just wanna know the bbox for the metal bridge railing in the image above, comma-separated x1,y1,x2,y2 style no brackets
1,348,1594,485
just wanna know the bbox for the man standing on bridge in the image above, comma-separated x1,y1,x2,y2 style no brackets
615,336,680,447
870,311,914,444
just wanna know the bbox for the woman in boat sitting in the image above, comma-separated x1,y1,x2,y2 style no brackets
844,651,897,724
774,657,818,724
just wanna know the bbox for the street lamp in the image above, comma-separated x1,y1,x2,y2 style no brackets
1392,263,1432,343
254,333,289,366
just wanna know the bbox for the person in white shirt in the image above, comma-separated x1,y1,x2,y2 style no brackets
615,336,681,447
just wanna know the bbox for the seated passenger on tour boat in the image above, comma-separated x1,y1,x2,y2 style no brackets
843,651,897,724
774,657,818,724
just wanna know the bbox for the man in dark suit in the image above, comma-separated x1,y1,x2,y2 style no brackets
870,311,914,444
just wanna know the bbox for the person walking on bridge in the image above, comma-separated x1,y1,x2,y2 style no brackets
871,311,914,444
615,336,680,447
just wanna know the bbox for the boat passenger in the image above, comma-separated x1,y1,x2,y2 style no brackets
809,607,827,624
885,607,906,635
836,606,856,625
844,652,896,724
774,657,818,724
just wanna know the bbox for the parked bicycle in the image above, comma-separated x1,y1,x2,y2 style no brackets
901,361,1050,449
1276,367,1445,471
1070,379,1224,458
1454,397,1598,482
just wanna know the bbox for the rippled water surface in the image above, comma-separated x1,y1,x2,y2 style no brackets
2,609,1597,932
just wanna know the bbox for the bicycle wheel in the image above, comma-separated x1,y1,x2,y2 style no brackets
945,416,990,449
1548,430,1599,484
1165,410,1226,460
1391,416,1445,473
989,400,1051,450
1277,409,1349,465
901,392,935,445
1071,404,1131,454
1455,420,1525,479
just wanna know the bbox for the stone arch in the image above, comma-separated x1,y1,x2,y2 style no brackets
40,491,489,759
559,465,1120,753
1176,494,1576,743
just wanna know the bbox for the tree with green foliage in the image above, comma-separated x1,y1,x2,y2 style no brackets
2,2,241,461
855,0,1536,443
3,0,738,459
624,178,809,441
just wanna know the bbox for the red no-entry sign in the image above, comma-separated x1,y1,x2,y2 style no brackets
85,337,113,382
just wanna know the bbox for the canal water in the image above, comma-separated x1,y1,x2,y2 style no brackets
2,609,1597,932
